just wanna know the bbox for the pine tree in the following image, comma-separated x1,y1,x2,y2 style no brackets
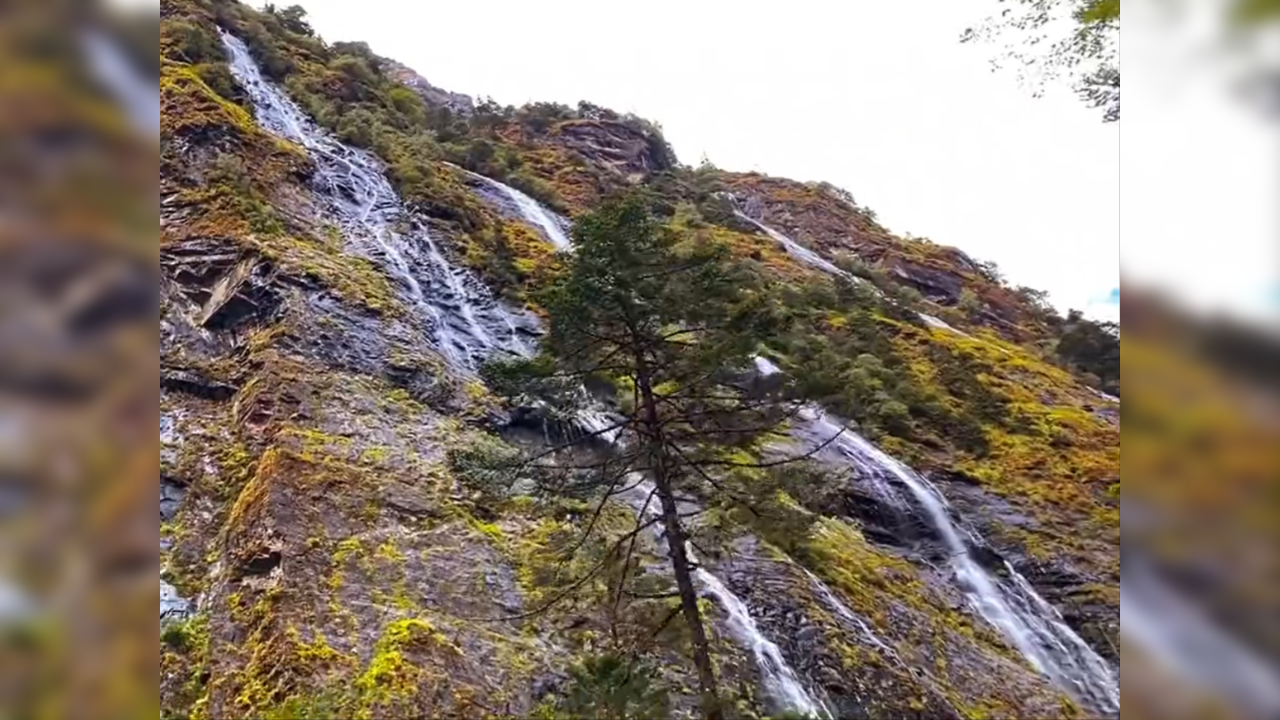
479,193,835,719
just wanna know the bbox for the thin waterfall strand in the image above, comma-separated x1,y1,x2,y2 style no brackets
756,356,1119,714
728,203,974,339
221,30,535,369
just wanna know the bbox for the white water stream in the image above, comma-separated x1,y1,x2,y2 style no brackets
1122,551,1280,718
221,37,825,716
465,169,573,250
474,168,1118,712
618,472,832,720
754,357,1120,714
222,31,536,370
733,210,853,280
82,30,159,139
729,203,975,341
575,399,830,717
159,31,1246,720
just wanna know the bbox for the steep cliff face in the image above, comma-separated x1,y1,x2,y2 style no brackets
159,2,1120,718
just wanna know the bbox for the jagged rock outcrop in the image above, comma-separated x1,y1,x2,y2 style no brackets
551,119,675,180
381,58,475,115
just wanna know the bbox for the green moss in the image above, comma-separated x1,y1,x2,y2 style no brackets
161,615,212,719
254,231,404,316
161,60,257,137
350,618,461,719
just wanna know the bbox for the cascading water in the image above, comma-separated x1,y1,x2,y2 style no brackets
211,58,826,711
82,30,159,138
618,474,831,719
221,31,537,370
573,396,829,717
460,168,573,251
756,357,1120,714
1122,550,1280,717
801,565,895,657
733,209,852,280
917,311,972,338
727,202,975,339
1087,387,1120,405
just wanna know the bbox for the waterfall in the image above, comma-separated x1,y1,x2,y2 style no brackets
619,474,831,719
161,579,193,622
1087,387,1120,405
220,30,537,370
1122,552,1280,717
801,565,895,657
563,346,829,713
917,312,972,338
82,30,159,138
727,204,977,340
733,210,853,280
219,38,823,715
756,357,1119,713
459,168,573,251
821,427,1118,713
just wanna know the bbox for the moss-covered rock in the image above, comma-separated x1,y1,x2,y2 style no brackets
159,1,1120,717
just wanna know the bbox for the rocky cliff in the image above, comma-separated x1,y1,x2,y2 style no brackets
159,1,1121,718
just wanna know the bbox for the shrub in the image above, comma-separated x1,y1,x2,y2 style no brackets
560,653,670,720
335,107,381,148
161,20,226,65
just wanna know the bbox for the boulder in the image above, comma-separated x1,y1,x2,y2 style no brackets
552,120,673,178
887,260,965,304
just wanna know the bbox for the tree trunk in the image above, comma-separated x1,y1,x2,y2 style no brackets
637,369,723,720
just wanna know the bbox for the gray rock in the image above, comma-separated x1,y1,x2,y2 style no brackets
161,580,192,624
160,478,187,522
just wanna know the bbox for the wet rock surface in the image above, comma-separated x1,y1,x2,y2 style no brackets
706,534,1068,719
887,260,965,305
552,119,675,179
932,470,1121,667
155,12,1121,718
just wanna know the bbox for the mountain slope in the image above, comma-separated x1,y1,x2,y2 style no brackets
159,1,1120,718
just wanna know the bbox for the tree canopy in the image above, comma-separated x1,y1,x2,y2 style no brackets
479,194,832,720
961,0,1120,122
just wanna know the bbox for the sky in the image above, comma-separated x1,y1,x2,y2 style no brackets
226,0,1122,322
1121,0,1278,327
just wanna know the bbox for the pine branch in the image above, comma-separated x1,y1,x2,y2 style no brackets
563,471,651,557
460,514,662,623
682,423,846,469
665,440,766,519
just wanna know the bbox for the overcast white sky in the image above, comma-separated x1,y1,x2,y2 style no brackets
225,0,1279,326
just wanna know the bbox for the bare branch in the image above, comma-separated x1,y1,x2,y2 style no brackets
651,604,683,638
459,514,662,623
666,440,766,520
508,416,634,470
683,425,846,469
562,470,630,558
625,590,682,600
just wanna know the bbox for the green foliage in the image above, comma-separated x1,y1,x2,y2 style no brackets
386,86,426,126
268,4,315,36
960,0,1119,122
1053,309,1120,396
957,288,985,319
335,107,381,148
538,192,773,385
560,653,671,720
162,19,227,64
447,434,523,505
161,615,208,654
